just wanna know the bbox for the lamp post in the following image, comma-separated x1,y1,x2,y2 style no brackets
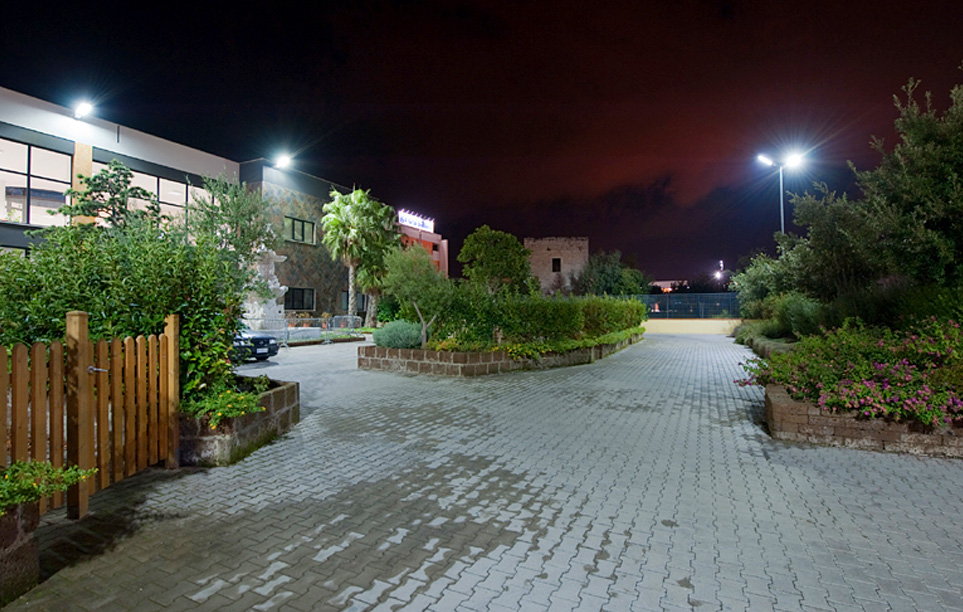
757,153,803,234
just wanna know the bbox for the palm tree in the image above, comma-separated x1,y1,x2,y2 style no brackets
320,189,398,319
357,199,401,326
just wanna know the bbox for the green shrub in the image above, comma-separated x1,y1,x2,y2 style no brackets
373,320,422,349
1,461,97,515
497,294,584,342
896,285,963,328
756,317,789,339
377,295,401,322
578,296,647,337
0,165,276,406
431,291,646,347
773,292,826,339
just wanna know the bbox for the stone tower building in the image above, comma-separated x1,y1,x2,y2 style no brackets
524,236,589,294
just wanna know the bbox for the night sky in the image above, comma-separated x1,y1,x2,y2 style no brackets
2,1,962,279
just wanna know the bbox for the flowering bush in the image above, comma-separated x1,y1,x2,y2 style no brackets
738,319,963,426
180,375,270,429
1,461,97,515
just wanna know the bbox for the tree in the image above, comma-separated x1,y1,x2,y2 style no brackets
457,225,534,294
785,185,883,300
573,250,652,295
186,176,280,270
382,245,452,347
854,77,963,288
0,161,257,400
61,159,159,228
320,188,398,317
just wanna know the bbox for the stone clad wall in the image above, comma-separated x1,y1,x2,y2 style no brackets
765,385,963,458
358,334,643,377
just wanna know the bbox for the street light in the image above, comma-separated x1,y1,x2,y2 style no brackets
275,154,292,169
757,152,804,234
74,101,93,119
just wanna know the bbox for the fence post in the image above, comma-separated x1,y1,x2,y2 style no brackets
66,311,92,519
164,314,180,468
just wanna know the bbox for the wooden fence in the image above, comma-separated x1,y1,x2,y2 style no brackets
1,311,180,518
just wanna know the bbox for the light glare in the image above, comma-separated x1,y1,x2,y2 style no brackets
785,153,803,168
757,154,774,166
74,102,93,119
276,155,292,168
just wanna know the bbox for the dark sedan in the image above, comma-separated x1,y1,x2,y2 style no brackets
233,328,279,361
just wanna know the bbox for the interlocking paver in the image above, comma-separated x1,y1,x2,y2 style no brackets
5,334,963,611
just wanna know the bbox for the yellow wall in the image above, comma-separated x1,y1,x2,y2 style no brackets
645,319,741,335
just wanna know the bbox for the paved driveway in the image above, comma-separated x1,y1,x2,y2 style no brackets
8,335,963,611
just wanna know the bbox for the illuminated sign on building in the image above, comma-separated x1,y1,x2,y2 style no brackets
398,209,434,233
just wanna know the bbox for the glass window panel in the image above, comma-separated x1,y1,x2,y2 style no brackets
160,178,187,205
28,178,68,227
0,170,27,223
188,184,210,206
128,197,152,213
0,139,28,173
130,171,157,197
30,148,71,181
92,161,108,175
159,202,185,222
1,246,27,257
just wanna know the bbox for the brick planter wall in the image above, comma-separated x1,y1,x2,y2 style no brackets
765,384,963,458
1,502,40,606
358,334,643,377
180,379,300,466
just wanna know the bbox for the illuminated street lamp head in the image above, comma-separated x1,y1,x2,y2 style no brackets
757,154,775,167
275,155,292,169
74,102,93,119
785,153,803,168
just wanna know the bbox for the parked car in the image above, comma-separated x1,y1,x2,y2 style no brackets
233,327,279,361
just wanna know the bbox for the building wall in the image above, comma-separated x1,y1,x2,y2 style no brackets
256,179,349,316
0,86,238,180
399,226,449,277
524,236,589,293
0,86,237,252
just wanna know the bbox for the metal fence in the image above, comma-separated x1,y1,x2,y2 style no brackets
631,293,740,319
241,316,364,343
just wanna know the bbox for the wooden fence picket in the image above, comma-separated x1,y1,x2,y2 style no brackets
49,341,65,508
0,346,6,469
110,337,124,484
29,343,48,512
95,340,110,492
148,335,159,465
11,344,28,462
123,336,136,478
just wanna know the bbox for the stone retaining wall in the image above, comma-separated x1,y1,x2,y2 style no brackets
180,379,300,466
1,502,39,605
358,334,643,376
765,384,963,458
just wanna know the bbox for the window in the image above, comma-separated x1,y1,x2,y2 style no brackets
340,292,367,312
284,288,315,311
552,257,561,273
0,138,70,227
284,216,315,244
